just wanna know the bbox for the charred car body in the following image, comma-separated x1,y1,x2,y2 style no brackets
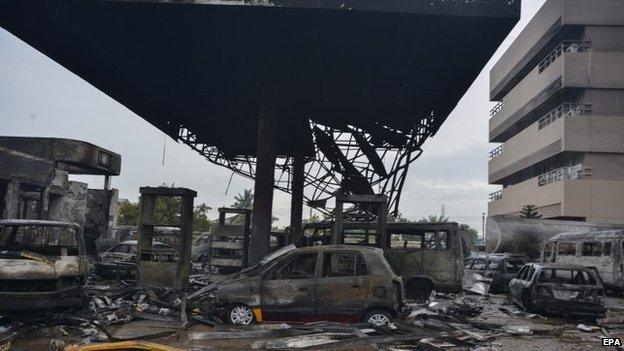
464,253,528,293
200,245,404,326
542,230,624,293
0,220,88,310
509,263,605,317
95,240,177,278
301,221,464,299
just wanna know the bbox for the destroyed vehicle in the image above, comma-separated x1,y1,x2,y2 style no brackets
542,230,624,293
0,220,88,311
302,222,464,300
464,253,528,292
209,245,404,326
509,263,605,317
95,240,177,277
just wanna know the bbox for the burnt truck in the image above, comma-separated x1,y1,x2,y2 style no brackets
542,230,624,293
0,220,88,310
301,221,464,300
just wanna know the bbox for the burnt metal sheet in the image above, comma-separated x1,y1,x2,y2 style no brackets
0,0,519,157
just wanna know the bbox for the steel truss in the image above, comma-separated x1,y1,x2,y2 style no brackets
177,115,435,218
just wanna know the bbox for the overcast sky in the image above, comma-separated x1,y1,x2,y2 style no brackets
0,1,546,234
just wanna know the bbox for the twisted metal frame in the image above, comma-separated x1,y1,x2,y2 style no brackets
177,115,435,218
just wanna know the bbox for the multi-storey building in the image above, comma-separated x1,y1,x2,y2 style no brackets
488,0,624,224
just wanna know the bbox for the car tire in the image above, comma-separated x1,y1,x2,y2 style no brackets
364,309,393,326
226,304,255,325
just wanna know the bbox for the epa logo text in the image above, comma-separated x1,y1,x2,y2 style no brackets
602,338,622,346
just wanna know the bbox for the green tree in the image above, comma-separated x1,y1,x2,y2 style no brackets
418,214,449,223
116,197,212,232
193,203,212,232
117,200,139,226
302,213,322,224
520,205,542,219
233,189,254,209
393,212,415,223
460,224,479,250
227,189,280,226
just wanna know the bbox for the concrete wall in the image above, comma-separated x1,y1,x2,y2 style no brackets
485,215,623,259
84,188,118,251
48,181,88,226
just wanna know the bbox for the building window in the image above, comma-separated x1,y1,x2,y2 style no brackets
538,164,582,186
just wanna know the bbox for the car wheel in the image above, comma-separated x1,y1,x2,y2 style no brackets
227,304,255,325
364,309,393,326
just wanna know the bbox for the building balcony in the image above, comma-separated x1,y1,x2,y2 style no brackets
488,175,565,217
489,103,569,183
488,165,583,217
490,0,624,101
489,100,624,184
491,41,624,142
489,169,624,224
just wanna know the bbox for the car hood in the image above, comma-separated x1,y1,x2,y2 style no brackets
0,257,81,279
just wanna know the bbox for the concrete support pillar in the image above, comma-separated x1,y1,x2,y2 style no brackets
2,181,19,219
104,175,111,190
38,187,50,220
250,86,279,265
289,151,305,245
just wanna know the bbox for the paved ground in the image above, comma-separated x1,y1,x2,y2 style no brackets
7,294,624,350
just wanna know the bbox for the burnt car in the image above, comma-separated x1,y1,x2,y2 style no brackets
509,263,605,317
464,253,528,293
207,245,404,326
0,220,88,310
95,240,176,277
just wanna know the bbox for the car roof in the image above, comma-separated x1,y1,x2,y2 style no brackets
468,253,527,260
549,230,624,241
525,262,592,271
292,245,384,255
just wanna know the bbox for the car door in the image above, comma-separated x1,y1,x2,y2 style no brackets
260,252,319,322
101,244,133,263
508,265,529,304
315,251,372,322
502,259,525,287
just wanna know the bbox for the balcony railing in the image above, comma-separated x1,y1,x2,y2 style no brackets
489,190,503,202
538,40,591,73
490,101,504,119
489,145,503,159
537,164,582,186
537,103,591,130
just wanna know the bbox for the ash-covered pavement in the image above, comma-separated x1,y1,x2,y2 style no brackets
3,292,622,350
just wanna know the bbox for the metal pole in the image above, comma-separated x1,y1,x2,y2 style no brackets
250,85,278,265
289,151,305,245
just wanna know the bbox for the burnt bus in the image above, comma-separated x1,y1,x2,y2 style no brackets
301,221,464,299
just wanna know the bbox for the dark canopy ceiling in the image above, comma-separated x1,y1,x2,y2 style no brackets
0,0,519,157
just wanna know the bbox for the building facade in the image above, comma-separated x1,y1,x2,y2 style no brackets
0,136,121,252
488,0,624,224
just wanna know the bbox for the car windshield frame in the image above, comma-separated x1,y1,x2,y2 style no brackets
0,223,85,256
